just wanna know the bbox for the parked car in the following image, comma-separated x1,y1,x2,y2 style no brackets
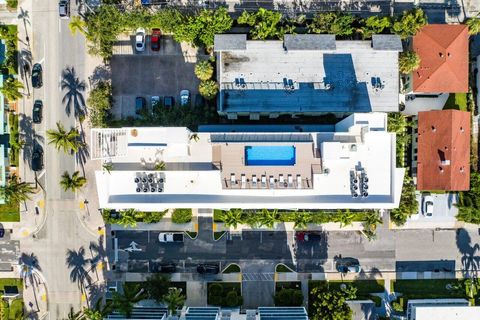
158,232,184,243
150,261,176,273
151,29,161,51
135,28,146,52
32,100,43,124
31,149,43,172
135,97,146,115
197,264,219,274
59,0,70,18
337,264,362,273
180,90,190,106
423,195,434,217
151,96,160,109
164,96,174,108
296,232,323,242
0,227,4,238
32,63,43,88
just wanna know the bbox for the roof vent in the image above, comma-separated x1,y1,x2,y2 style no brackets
439,166,444,173
431,126,436,132
439,52,444,58
460,166,465,173
460,126,464,133
448,52,451,57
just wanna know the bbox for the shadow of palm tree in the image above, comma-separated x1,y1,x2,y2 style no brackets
61,66,87,119
456,229,480,277
19,113,44,169
19,49,32,81
89,235,106,266
66,246,92,289
76,130,90,170
89,64,111,88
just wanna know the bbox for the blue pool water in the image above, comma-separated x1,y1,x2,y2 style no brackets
245,146,296,166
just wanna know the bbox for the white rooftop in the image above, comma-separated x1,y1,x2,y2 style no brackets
94,113,404,210
413,306,480,320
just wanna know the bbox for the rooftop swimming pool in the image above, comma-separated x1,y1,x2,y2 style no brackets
245,146,296,166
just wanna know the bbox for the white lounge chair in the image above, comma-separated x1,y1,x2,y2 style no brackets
261,175,267,188
252,175,258,188
288,174,293,188
230,174,236,187
297,174,302,189
279,174,285,187
269,176,275,188
241,174,246,189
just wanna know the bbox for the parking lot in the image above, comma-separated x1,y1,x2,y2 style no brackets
409,192,459,223
111,36,206,119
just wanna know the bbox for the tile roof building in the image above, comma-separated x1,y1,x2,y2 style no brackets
416,110,470,191
412,24,469,93
214,34,402,119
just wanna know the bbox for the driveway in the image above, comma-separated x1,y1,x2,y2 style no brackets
110,36,205,119
409,192,459,223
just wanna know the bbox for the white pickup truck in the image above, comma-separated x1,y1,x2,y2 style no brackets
158,232,184,243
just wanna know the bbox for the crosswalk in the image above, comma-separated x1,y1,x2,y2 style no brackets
242,273,275,281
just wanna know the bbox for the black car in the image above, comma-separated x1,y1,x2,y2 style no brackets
32,63,43,88
0,227,4,238
59,0,70,18
150,261,176,273
32,100,43,124
164,96,174,108
135,97,146,115
32,149,43,172
197,264,219,274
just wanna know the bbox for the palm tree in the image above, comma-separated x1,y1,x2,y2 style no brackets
66,246,91,290
60,171,87,192
466,16,480,35
221,208,243,229
63,307,83,320
61,66,87,118
189,133,200,142
336,209,356,228
47,122,82,154
194,60,214,81
293,211,312,230
0,174,34,203
83,299,113,320
163,288,185,316
1,78,24,101
144,273,171,303
258,209,278,229
112,284,146,317
198,80,219,100
399,51,421,74
117,209,137,228
387,113,411,134
69,16,87,36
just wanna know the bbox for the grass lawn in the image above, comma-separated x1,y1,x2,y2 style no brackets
8,112,19,167
0,279,22,293
0,201,20,222
276,281,301,291
8,298,23,320
444,93,467,111
328,280,385,299
392,279,465,299
213,209,224,222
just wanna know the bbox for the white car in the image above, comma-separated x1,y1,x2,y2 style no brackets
180,90,190,106
158,232,184,243
423,195,434,217
135,28,146,52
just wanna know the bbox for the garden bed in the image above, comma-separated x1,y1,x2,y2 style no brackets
276,281,301,291
276,264,293,273
444,93,467,111
223,264,240,273
0,201,20,222
391,279,465,300
328,280,385,299
172,209,192,224
207,282,242,307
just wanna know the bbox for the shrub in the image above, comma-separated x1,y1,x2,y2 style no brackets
399,51,421,74
224,290,242,307
208,294,223,306
199,80,219,100
274,288,304,306
209,283,223,296
195,60,214,81
6,0,17,10
172,209,192,223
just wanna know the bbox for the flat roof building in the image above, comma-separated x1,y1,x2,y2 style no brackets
93,113,404,211
416,110,470,191
411,24,469,93
214,34,402,119
407,299,477,320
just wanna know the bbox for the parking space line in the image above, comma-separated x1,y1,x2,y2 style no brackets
148,230,150,243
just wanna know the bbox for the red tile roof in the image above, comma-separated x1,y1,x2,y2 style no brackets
412,24,469,93
417,110,470,191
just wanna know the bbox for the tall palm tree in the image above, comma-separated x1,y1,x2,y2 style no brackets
0,174,34,203
220,208,243,229
60,171,87,192
112,284,146,317
66,246,91,290
293,211,312,230
466,16,480,35
387,113,411,134
399,51,421,74
1,78,24,101
163,288,185,316
61,66,87,118
47,122,82,154
69,16,87,36
258,209,278,229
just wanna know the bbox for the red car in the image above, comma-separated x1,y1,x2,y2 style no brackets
151,29,161,51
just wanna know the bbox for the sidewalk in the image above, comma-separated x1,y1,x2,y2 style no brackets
22,267,48,319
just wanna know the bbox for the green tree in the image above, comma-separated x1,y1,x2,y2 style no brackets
87,81,113,128
335,209,356,228
144,273,171,303
47,122,82,154
199,80,219,100
224,290,243,307
238,8,284,40
220,208,244,229
117,209,138,228
194,60,214,81
274,288,304,306
310,285,356,320
362,211,383,241
258,209,278,228
388,112,412,134
391,174,418,226
163,288,185,316
112,284,146,318
69,16,87,36
293,211,312,230
60,171,87,192
308,12,355,36
149,9,184,33
83,299,113,320
392,8,427,39
0,78,24,102
399,51,421,74
456,173,480,224
466,17,480,35
6,0,17,10
0,174,34,203
361,16,391,39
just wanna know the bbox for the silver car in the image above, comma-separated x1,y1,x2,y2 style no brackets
135,28,146,52
180,90,190,106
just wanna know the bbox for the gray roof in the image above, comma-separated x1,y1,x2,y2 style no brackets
284,34,336,50
214,34,247,51
372,34,403,51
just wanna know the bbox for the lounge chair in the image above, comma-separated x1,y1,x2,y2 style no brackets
269,176,275,188
279,174,285,187
241,174,246,189
261,175,267,188
252,175,258,188
230,174,236,187
288,174,293,188
297,175,302,189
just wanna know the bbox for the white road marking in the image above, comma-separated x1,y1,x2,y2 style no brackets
58,19,61,33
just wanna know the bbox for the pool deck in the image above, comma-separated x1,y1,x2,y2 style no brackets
213,142,321,189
